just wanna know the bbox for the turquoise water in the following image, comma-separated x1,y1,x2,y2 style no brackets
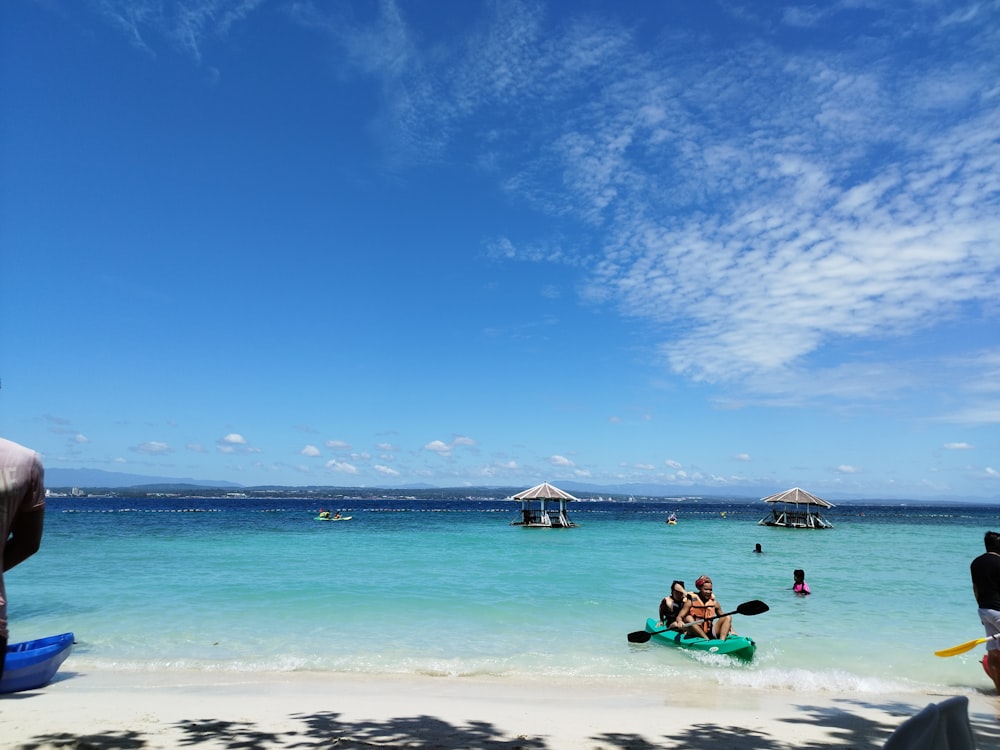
8,496,1000,695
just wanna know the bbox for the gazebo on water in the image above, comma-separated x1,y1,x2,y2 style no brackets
758,487,834,529
509,481,578,528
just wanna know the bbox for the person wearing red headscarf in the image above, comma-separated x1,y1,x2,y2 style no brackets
675,575,732,640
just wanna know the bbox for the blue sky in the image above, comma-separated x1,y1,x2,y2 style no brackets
2,1,998,499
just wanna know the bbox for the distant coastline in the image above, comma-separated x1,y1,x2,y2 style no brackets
42,476,1000,506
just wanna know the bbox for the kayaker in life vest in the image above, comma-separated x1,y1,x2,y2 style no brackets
675,575,732,640
658,580,690,628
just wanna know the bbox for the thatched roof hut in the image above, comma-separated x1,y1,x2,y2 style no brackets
510,481,578,528
758,487,834,529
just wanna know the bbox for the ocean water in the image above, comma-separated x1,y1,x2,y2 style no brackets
8,494,1000,695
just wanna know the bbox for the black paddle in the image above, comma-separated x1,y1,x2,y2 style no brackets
626,599,769,643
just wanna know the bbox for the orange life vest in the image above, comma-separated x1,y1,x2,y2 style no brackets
687,594,719,623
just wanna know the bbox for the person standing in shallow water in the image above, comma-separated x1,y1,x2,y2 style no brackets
1,437,46,682
970,531,1000,693
793,569,811,595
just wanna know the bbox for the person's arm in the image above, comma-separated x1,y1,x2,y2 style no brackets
3,508,44,572
673,598,691,628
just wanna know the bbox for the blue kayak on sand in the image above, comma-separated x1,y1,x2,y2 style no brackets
1,632,75,694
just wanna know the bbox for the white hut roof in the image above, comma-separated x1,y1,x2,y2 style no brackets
760,487,834,508
510,481,579,501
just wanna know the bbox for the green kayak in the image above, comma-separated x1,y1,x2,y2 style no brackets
643,618,756,661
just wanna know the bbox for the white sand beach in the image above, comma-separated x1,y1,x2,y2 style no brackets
4,671,1000,749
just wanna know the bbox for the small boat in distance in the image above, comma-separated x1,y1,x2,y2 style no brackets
315,511,351,522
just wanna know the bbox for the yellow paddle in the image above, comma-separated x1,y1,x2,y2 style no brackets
935,633,999,657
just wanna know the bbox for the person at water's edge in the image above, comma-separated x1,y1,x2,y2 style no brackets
1,437,46,682
971,530,1000,693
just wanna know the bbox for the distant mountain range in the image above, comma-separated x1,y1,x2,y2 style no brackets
42,468,997,503
46,468,241,489
44,468,764,497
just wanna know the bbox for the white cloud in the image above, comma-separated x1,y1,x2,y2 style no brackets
424,437,477,457
301,445,321,457
733,453,751,462
374,464,400,476
325,440,351,450
74,434,89,444
424,440,451,456
549,455,575,467
131,441,172,454
944,442,973,450
217,433,252,454
665,459,682,469
836,465,861,474
325,459,358,474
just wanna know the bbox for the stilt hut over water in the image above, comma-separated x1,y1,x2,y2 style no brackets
758,487,834,529
510,482,578,528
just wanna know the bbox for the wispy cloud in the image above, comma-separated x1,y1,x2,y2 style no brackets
97,0,264,62
131,441,172,454
423,436,477,457
86,4,999,410
325,459,358,474
300,1,1000,411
